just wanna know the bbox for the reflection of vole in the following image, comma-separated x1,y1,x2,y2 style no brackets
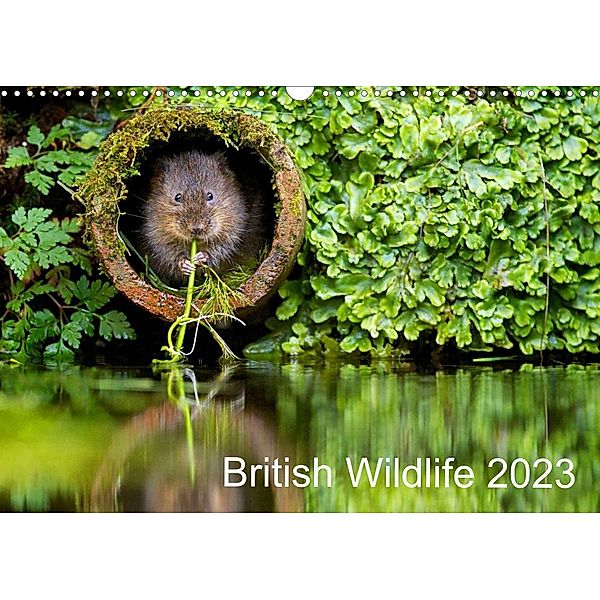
141,150,264,287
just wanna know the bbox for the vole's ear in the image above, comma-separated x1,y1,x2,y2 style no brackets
211,151,229,168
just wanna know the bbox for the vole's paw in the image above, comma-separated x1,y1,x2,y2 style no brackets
192,251,209,266
178,255,196,276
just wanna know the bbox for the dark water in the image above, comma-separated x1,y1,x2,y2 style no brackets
0,361,598,512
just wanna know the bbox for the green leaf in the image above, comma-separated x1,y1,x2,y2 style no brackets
11,206,28,227
399,122,419,156
61,320,83,349
563,136,588,161
338,133,377,160
77,131,103,150
464,169,486,197
416,280,445,307
42,124,70,147
3,146,32,168
0,227,12,250
29,309,60,343
34,220,73,248
98,310,136,340
4,248,30,278
276,296,303,320
26,125,45,147
24,170,54,195
43,341,75,363
67,276,117,311
70,311,95,337
33,245,72,269
22,207,53,232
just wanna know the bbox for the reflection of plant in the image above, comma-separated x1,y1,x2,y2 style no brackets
2,120,110,195
0,207,135,363
275,363,600,512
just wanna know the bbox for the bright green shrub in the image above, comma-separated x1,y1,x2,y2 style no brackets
218,87,600,356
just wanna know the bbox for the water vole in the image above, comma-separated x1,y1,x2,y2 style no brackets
141,150,264,287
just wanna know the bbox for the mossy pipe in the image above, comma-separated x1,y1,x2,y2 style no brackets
78,105,306,322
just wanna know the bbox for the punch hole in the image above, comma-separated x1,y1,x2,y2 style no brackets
285,87,314,101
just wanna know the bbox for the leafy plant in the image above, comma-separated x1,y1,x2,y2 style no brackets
3,120,110,195
8,87,600,360
221,87,600,357
0,207,135,364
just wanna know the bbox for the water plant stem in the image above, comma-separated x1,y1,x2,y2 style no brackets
174,239,198,355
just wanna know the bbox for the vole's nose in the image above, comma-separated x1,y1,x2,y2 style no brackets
191,225,205,237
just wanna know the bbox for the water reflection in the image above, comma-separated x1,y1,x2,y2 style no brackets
89,366,301,512
0,362,598,512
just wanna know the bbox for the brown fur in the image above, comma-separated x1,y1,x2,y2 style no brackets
141,150,264,287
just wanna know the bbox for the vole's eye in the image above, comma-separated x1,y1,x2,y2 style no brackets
174,193,183,203
206,192,214,203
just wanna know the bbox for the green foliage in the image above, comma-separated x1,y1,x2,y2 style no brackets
0,208,135,364
227,87,600,356
2,119,110,195
8,87,600,359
